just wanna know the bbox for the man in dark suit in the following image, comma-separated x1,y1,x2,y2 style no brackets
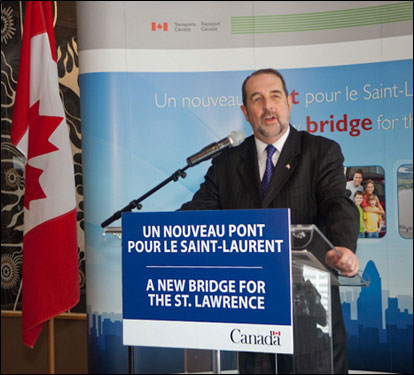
180,68,359,373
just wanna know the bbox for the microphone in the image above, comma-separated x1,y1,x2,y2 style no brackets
186,130,245,167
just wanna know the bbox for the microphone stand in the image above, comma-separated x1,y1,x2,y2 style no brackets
99,131,244,373
101,165,190,228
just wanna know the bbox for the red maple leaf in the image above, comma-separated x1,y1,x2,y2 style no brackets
28,100,63,159
24,100,63,209
24,165,47,209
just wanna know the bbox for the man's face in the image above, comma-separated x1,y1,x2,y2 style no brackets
353,173,363,186
241,73,292,144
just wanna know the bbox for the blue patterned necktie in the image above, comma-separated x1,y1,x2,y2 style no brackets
261,144,276,196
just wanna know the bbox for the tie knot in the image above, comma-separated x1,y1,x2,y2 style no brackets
265,144,276,159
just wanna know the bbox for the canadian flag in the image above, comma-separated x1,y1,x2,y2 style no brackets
151,22,168,31
11,1,79,348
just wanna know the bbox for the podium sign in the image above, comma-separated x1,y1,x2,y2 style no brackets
122,209,293,353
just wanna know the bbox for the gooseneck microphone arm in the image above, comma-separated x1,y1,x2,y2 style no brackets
100,130,245,228
100,165,190,228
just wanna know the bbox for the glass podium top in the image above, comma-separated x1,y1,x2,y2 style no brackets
291,224,369,287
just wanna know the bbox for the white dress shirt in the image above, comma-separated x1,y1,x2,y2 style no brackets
255,127,290,180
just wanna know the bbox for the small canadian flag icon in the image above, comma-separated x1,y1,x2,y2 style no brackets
152,22,168,31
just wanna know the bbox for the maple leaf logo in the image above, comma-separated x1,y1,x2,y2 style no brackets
24,100,63,210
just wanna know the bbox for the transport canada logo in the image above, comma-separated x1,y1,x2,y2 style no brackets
230,329,282,346
151,22,168,31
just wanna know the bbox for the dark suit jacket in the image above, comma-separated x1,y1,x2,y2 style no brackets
180,125,359,371
181,126,358,251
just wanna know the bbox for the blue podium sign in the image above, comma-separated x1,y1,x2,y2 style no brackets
122,209,293,353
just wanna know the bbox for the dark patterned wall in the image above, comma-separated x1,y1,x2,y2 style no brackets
1,1,85,312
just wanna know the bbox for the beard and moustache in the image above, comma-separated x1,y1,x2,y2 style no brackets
256,110,289,140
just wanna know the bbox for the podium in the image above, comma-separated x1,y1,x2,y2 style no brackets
104,215,367,374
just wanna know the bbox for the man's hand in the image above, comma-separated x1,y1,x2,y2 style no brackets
325,247,359,277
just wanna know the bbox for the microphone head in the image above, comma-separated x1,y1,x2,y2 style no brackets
228,130,245,147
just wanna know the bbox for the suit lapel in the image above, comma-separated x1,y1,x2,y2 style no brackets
261,126,302,208
237,136,262,207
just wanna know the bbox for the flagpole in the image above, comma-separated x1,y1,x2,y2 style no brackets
48,318,55,374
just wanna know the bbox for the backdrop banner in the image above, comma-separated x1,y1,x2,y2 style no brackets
78,1,413,373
